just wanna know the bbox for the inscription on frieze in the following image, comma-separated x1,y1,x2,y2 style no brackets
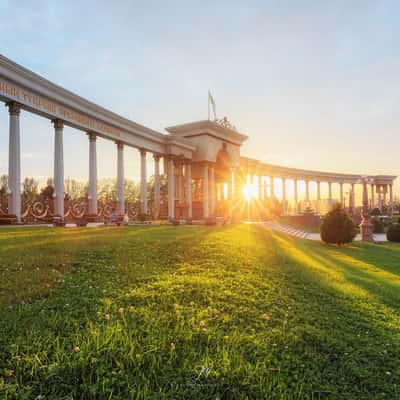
0,80,120,137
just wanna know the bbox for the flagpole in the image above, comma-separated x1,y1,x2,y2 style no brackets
208,92,210,120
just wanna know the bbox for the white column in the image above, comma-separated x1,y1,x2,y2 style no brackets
209,166,216,216
263,176,268,199
167,157,175,220
117,142,125,215
53,119,64,218
305,180,310,203
294,179,298,214
257,175,262,200
139,149,147,215
231,168,236,198
203,164,209,218
88,133,98,215
178,163,184,204
378,188,382,212
316,181,321,213
260,177,265,200
227,169,235,218
7,102,21,221
371,184,375,208
389,184,393,215
153,154,160,219
270,177,275,198
339,182,344,205
383,186,387,208
328,182,332,201
185,161,192,219
351,183,355,210
282,177,286,214
252,174,257,198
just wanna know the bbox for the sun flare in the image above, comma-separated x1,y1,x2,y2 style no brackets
243,183,258,201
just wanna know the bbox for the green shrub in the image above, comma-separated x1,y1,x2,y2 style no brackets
387,224,400,242
372,218,385,234
320,204,357,245
371,208,381,216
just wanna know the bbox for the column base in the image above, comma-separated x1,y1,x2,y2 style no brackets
360,218,374,242
86,214,100,223
205,216,217,225
53,215,66,227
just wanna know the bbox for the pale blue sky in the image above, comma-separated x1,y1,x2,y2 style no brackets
0,0,399,193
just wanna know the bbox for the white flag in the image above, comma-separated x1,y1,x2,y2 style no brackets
208,90,217,120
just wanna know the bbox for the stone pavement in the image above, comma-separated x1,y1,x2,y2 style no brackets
263,221,387,242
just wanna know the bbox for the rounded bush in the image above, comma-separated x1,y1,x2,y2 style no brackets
372,218,385,234
320,204,357,245
387,224,400,242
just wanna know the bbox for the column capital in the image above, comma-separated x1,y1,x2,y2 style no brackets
6,102,21,116
153,153,162,161
52,119,64,130
87,132,97,142
139,148,146,156
116,141,124,149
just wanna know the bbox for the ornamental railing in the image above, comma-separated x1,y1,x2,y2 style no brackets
0,194,146,223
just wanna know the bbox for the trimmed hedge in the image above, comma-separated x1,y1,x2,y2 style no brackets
372,218,385,234
387,224,400,242
321,204,357,245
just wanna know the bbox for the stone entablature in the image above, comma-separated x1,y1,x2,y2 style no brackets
240,156,396,186
0,55,194,158
166,120,247,167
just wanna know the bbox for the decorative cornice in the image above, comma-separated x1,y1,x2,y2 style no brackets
0,54,194,157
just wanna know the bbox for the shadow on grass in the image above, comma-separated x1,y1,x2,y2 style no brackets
264,229,400,397
1,224,399,399
279,234,400,310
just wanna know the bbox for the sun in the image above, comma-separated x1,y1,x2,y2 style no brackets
243,183,258,201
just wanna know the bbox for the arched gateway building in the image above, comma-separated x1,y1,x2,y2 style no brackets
0,55,396,223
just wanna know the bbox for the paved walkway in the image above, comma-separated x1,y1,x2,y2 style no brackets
263,221,387,242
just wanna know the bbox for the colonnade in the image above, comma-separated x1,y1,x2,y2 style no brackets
249,174,394,215
4,100,396,222
4,101,196,222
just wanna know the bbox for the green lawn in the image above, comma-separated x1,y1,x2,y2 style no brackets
0,225,399,399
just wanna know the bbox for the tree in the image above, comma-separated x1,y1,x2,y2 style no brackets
22,177,39,201
320,203,357,245
65,178,86,199
0,175,8,197
40,179,54,200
